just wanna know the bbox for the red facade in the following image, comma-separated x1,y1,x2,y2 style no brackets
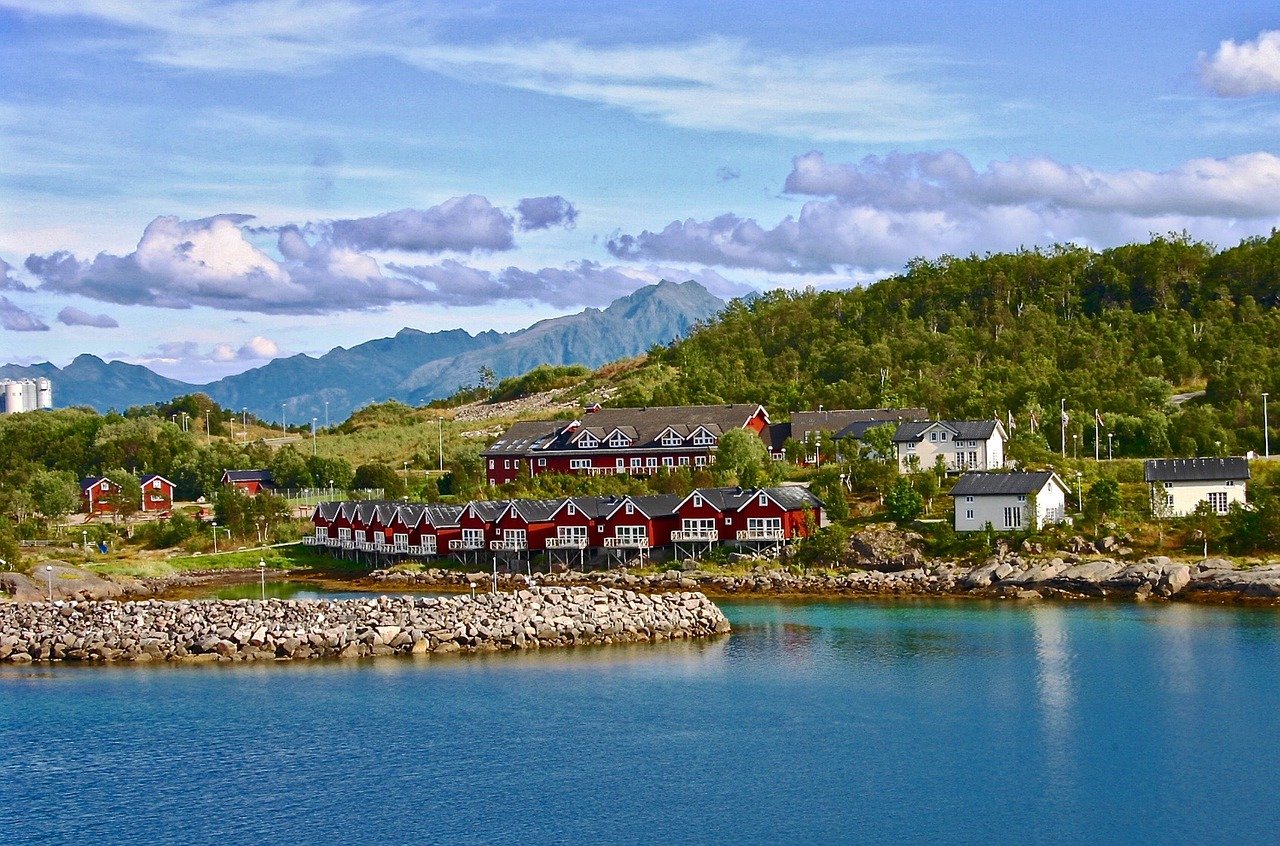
81,477,121,515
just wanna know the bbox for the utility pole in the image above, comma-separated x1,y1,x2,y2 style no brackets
312,418,317,456
438,418,444,471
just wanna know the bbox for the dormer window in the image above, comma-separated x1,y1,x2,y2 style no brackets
578,433,598,448
625,503,635,515
940,432,948,441
692,428,716,446
693,494,702,507
608,432,631,448
758,493,768,506
930,432,937,441
661,430,683,447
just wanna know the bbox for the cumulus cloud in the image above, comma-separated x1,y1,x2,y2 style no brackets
1200,30,1280,96
516,196,578,231
57,306,119,328
26,215,435,314
609,150,1280,274
0,297,49,331
212,336,281,361
0,257,32,292
327,195,514,253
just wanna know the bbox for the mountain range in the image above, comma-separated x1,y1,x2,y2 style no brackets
0,280,725,422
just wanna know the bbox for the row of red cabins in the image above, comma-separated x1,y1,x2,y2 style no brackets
305,486,825,563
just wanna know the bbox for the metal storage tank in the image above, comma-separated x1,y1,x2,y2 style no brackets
3,380,24,414
22,379,36,411
36,378,52,409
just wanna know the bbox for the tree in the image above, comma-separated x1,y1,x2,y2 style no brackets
102,470,142,525
26,470,79,527
713,428,773,486
1087,477,1122,519
0,516,19,570
352,463,407,499
809,467,849,521
307,455,353,491
912,470,940,514
270,446,312,490
861,423,896,461
884,477,923,523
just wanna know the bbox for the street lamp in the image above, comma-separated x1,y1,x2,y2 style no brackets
329,479,334,501
324,400,329,429
45,565,53,601
1107,432,1113,461
1076,471,1083,513
82,530,87,552
1264,392,1270,458
403,460,409,489
1072,433,1078,460
211,520,218,553
281,404,287,433
312,418,318,456
259,559,266,601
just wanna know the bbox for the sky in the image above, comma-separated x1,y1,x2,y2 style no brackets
1,1,1279,382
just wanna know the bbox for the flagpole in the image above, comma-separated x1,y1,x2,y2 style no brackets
1060,398,1066,457
1094,410,1100,462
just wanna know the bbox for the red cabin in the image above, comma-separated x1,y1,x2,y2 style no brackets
492,499,561,553
140,474,175,514
455,501,504,555
80,476,121,515
221,469,276,496
600,494,681,553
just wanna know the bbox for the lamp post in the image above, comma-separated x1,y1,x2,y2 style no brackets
324,400,329,429
312,418,317,456
403,460,409,489
205,409,211,443
45,565,53,601
82,530,87,552
1072,433,1078,460
329,480,334,501
1076,471,1083,513
242,408,248,437
211,520,218,553
1264,392,1270,458
437,417,444,471
1107,432,1113,461
259,559,266,601
281,404,287,433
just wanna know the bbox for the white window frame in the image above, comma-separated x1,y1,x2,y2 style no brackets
355,530,366,542
625,503,635,515
570,458,591,470
692,494,703,507
578,433,598,448
662,456,674,467
315,527,328,539
1208,491,1228,514
338,528,351,540
615,525,648,543
695,456,706,467
1003,507,1021,529
679,456,690,466
661,433,683,447
630,457,642,469
462,528,484,547
691,428,717,447
393,532,409,547
682,518,716,535
537,458,546,467
504,528,527,547
965,510,974,520
758,493,768,507
558,525,587,543
608,433,631,448
646,457,658,468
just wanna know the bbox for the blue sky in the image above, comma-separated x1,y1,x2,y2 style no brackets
1,1,1279,382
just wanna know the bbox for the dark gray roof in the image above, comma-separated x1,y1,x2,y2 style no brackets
488,404,767,455
792,408,928,442
893,420,1000,442
761,423,790,452
505,498,563,523
556,496,622,519
466,500,508,521
950,471,1060,497
484,420,564,456
610,494,683,519
80,475,111,491
686,487,756,511
758,485,825,510
222,469,275,484
1144,457,1250,482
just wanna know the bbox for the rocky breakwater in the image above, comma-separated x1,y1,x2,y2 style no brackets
0,587,731,664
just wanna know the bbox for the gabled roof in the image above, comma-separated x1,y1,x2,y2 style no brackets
1144,457,1250,483
949,471,1063,497
221,469,275,484
549,496,620,520
490,404,768,454
313,501,343,522
484,420,564,456
677,486,755,512
792,408,928,442
893,420,1002,443
605,493,683,520
419,503,464,528
463,500,507,521
80,475,115,492
761,423,790,453
749,485,825,511
501,498,562,523
140,474,174,487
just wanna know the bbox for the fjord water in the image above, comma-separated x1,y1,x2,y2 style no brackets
3,598,1279,845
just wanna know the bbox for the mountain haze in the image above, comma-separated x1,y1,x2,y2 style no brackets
4,281,725,421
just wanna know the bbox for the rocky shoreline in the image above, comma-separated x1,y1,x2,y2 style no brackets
364,554,1280,604
0,587,731,664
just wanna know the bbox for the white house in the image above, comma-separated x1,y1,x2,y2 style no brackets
1144,457,1249,517
950,471,1070,532
894,420,1006,474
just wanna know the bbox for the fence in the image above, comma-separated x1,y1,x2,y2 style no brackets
282,488,385,507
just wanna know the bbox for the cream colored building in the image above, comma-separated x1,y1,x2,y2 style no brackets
950,471,1070,532
894,420,1006,474
1145,457,1249,517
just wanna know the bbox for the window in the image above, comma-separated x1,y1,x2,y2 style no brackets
559,525,587,543
695,456,706,467
503,459,510,469
355,530,366,542
758,493,768,506
101,481,109,490
692,428,717,446
1227,480,1236,487
965,510,974,520
503,529,527,548
488,460,494,469
679,456,690,466
747,517,781,534
693,494,703,507
940,432,948,441
1003,507,1022,529
615,525,648,543
1208,491,1228,514
630,457,642,469
965,496,973,503
661,431,683,447
616,458,625,469
315,528,328,539
462,528,484,548
1164,482,1173,489
646,457,658,468
725,517,733,526
570,458,591,470
153,480,162,489
537,458,546,467
567,503,576,516
608,433,631,447
682,518,716,537
662,456,674,467
1017,494,1026,502
930,432,937,441
578,434,598,448
338,528,351,540
393,533,408,547
907,442,916,452
625,503,635,515
1166,494,1175,509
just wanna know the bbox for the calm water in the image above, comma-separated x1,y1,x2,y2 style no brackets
3,592,1279,845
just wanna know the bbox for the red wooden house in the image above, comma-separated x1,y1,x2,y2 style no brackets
491,499,561,553
221,469,276,496
454,500,504,555
139,474,175,514
410,504,462,556
733,487,824,540
600,494,682,554
80,476,121,515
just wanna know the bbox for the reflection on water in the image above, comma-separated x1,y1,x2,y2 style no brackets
4,588,1280,845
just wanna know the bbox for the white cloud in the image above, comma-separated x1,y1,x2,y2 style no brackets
0,1,980,142
609,150,1280,274
0,296,48,331
57,306,119,328
1200,30,1280,96
211,335,281,361
326,196,516,253
0,257,32,291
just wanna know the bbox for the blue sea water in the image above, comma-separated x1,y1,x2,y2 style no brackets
3,595,1279,845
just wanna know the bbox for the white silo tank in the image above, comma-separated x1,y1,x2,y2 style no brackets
36,378,52,409
22,380,36,411
4,381,24,414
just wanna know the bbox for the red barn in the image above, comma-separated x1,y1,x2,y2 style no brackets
80,476,121,515
139,474,175,514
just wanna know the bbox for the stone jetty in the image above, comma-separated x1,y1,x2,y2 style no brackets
0,587,731,664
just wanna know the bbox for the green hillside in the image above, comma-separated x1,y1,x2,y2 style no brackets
616,232,1280,458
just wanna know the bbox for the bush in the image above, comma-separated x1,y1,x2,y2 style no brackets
884,478,923,523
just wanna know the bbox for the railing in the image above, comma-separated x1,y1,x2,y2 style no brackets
604,536,649,549
341,540,355,549
545,537,588,549
737,529,785,541
357,541,376,551
449,538,485,551
671,530,718,542
302,536,322,545
489,539,528,551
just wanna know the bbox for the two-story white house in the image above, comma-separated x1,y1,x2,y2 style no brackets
894,419,1006,474
950,471,1070,532
1144,457,1249,517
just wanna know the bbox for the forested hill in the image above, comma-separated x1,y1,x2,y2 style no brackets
625,232,1280,459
